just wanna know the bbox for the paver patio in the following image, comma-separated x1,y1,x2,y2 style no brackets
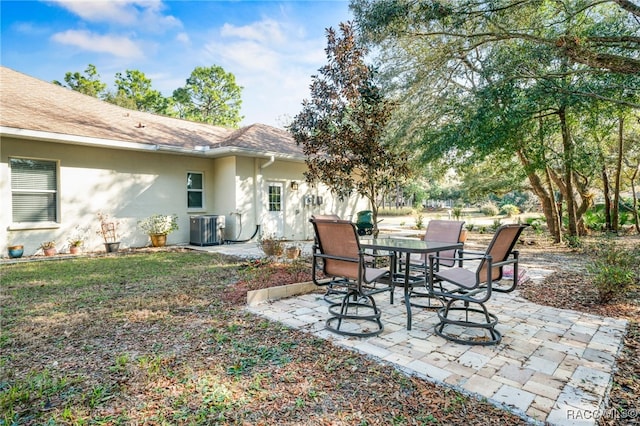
196,237,628,425
245,263,627,426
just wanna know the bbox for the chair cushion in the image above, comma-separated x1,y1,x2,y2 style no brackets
434,267,477,289
365,267,389,283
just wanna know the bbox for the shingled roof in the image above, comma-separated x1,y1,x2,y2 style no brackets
0,66,304,160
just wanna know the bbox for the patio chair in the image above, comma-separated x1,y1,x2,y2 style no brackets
310,214,350,302
427,224,527,345
311,218,391,337
403,220,465,308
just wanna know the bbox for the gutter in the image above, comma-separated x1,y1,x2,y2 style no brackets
1,126,159,152
1,126,306,162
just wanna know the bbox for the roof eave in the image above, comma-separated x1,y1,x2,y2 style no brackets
1,126,160,152
1,126,307,162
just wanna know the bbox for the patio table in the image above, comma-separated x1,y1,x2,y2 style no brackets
360,238,463,330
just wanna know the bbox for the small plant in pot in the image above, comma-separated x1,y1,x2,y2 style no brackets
67,226,86,254
285,244,301,259
97,212,120,253
259,234,285,257
138,214,179,247
40,241,56,256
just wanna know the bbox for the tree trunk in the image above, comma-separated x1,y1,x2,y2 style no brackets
612,116,624,232
559,106,578,236
545,166,562,242
629,160,640,234
601,162,613,231
517,149,561,242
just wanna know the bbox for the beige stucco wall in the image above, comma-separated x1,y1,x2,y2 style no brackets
1,137,369,257
1,137,221,255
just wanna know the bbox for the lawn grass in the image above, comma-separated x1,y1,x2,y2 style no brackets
1,251,527,425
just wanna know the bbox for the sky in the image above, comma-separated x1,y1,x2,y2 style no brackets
0,0,353,128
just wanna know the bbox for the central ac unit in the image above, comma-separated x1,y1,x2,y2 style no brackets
190,215,225,246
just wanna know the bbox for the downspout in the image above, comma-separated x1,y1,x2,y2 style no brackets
261,155,275,169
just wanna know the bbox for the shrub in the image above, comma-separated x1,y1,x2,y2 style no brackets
452,206,463,220
564,234,582,249
586,241,639,303
500,204,520,218
414,212,424,230
480,202,499,217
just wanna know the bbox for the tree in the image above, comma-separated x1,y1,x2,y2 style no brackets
108,70,171,114
173,66,243,127
352,0,640,240
288,22,412,236
53,64,106,98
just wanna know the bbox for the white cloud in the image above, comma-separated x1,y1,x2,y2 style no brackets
49,0,181,31
51,30,144,58
197,16,334,126
176,32,190,44
220,19,286,45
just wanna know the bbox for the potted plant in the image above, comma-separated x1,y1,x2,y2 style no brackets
67,226,86,254
285,244,301,259
259,234,284,257
138,214,179,247
97,213,120,253
7,244,24,259
40,241,56,256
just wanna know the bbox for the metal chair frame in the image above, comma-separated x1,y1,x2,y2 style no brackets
427,224,527,345
311,218,391,337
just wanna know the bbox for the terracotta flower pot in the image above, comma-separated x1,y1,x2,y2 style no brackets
43,247,56,256
286,246,301,259
150,234,167,247
69,245,81,254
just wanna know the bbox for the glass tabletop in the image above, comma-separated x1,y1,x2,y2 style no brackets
360,238,462,253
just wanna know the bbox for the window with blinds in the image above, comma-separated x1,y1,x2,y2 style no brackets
10,158,58,222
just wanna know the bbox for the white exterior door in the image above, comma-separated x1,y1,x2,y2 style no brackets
264,181,285,238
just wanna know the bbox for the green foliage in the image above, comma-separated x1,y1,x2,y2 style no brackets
378,207,414,216
452,206,463,220
174,65,243,127
53,64,106,97
137,214,179,235
414,212,424,229
480,202,499,217
288,22,411,235
586,241,639,302
56,64,243,126
111,69,170,114
525,217,545,232
564,234,582,248
352,0,640,242
500,204,520,218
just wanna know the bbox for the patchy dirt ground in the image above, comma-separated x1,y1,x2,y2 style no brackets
2,230,637,425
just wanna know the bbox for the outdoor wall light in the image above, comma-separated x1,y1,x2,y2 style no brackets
291,181,299,190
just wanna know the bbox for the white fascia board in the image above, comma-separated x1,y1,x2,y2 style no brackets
1,126,159,152
203,146,306,162
1,126,307,162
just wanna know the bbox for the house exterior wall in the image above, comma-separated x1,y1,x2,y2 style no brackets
1,137,217,255
1,136,370,257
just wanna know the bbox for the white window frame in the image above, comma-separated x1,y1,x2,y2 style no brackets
187,171,205,210
9,157,60,228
